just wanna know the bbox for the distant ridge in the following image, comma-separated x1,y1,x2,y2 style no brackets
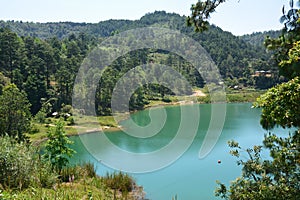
0,11,280,40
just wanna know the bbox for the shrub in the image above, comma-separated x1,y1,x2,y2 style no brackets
81,162,97,178
60,162,97,183
162,97,172,103
29,124,40,134
31,156,57,188
103,171,134,199
61,104,73,115
34,110,47,123
60,166,78,183
0,136,56,190
66,116,75,125
0,136,33,189
103,172,134,193
43,120,75,173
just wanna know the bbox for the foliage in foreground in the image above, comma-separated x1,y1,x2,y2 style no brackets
215,132,300,200
255,77,300,130
0,165,138,200
0,135,140,200
0,84,31,142
189,1,300,199
215,80,300,200
103,172,135,200
0,136,56,190
43,120,76,173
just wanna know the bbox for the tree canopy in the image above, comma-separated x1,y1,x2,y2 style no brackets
0,84,31,142
0,12,283,119
43,120,75,173
187,0,226,32
255,77,300,129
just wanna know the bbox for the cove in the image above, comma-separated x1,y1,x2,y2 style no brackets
70,103,289,200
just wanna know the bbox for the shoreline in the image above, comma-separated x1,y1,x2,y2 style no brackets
30,89,263,144
30,98,203,144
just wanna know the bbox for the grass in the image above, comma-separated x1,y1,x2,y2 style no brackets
226,91,264,102
225,88,265,103
27,115,119,143
1,178,138,200
0,164,141,200
196,88,265,103
0,179,112,200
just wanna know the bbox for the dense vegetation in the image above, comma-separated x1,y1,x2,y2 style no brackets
0,11,281,119
239,30,281,47
0,125,140,200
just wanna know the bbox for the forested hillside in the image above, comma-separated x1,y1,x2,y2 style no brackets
240,30,281,47
0,11,281,117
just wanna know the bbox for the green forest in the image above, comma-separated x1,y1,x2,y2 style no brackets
0,0,299,199
0,11,282,118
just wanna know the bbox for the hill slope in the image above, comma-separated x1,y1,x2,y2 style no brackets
240,30,281,47
0,11,282,116
0,11,277,81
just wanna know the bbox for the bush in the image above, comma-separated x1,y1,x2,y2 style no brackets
34,110,47,123
103,172,134,192
103,171,135,200
0,136,33,189
61,104,73,115
66,116,75,125
81,162,97,178
60,166,78,183
60,162,97,182
162,97,172,103
31,156,57,188
45,118,52,124
0,136,56,190
197,95,211,103
29,124,39,134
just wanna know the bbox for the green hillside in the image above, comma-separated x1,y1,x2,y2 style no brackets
0,11,282,117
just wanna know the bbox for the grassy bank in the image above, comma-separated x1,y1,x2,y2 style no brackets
0,161,144,200
196,88,265,103
226,90,265,102
0,176,128,200
27,115,119,143
0,135,145,200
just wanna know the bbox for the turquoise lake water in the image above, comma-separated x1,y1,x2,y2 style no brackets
70,103,288,200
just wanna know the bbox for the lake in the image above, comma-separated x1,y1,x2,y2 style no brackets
70,103,287,200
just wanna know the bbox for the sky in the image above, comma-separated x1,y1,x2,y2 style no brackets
0,0,291,36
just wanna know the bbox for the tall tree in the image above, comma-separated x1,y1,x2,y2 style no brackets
0,84,31,142
0,28,26,87
0,28,22,78
23,38,54,114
